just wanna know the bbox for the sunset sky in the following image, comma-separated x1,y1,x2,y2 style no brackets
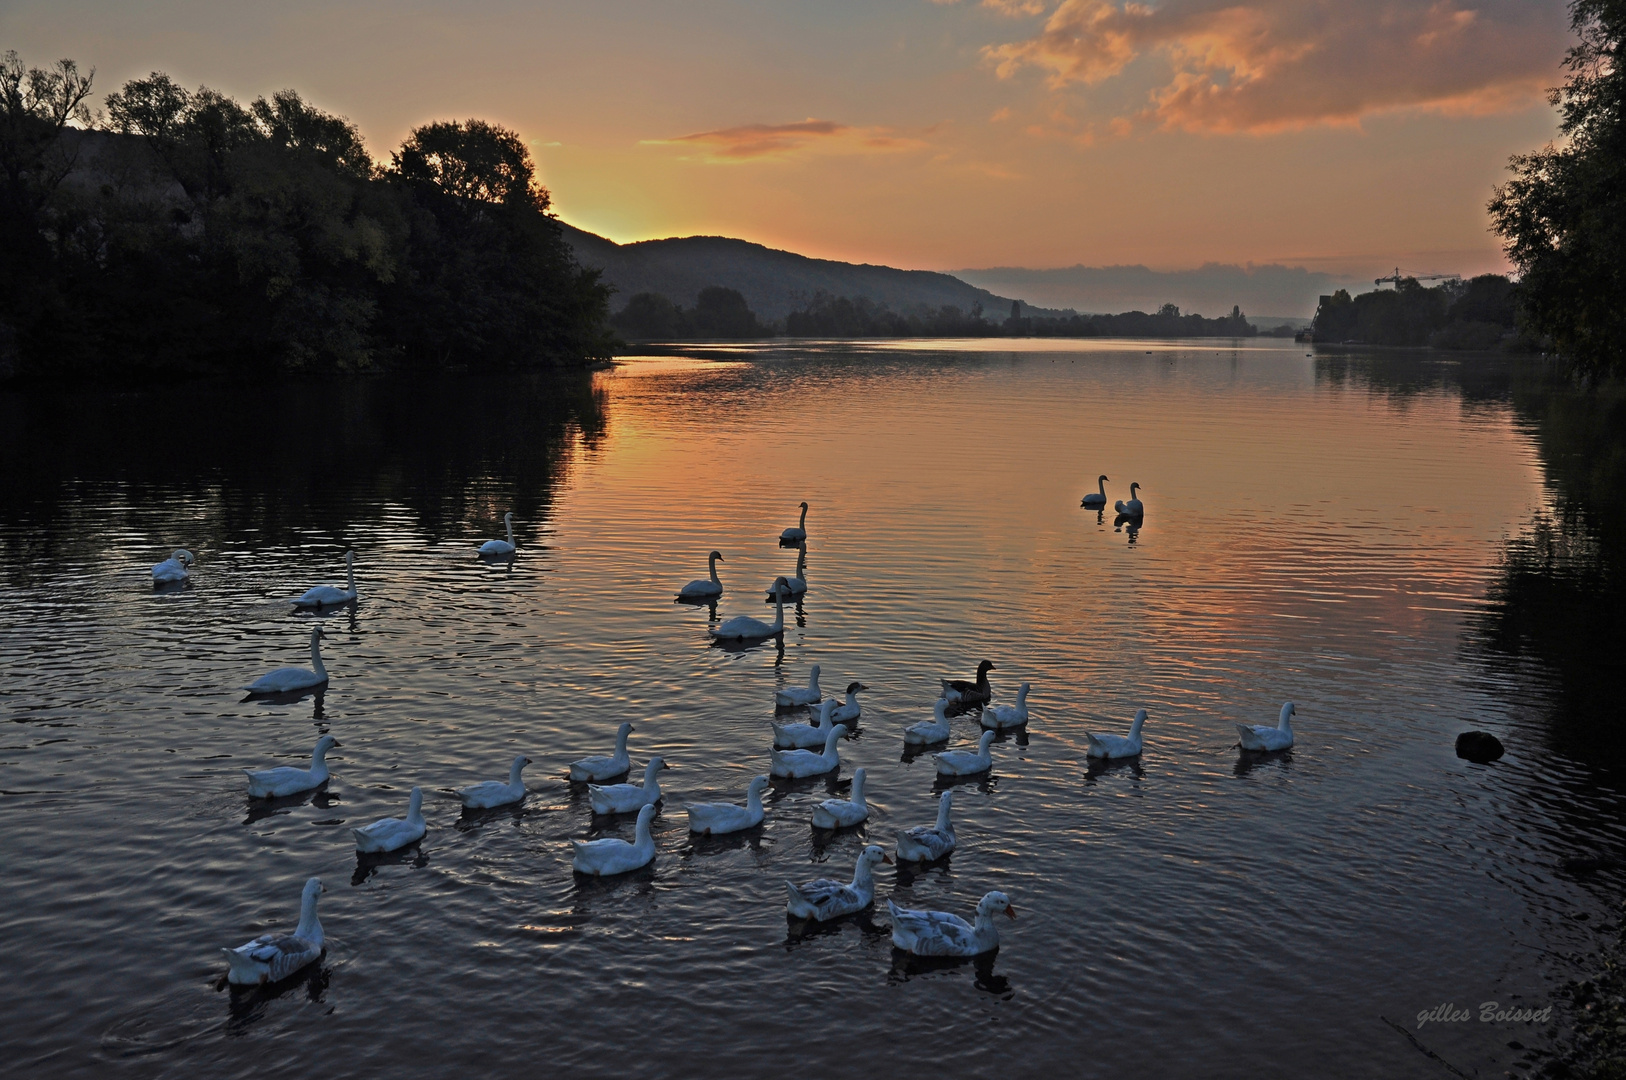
4,0,1574,281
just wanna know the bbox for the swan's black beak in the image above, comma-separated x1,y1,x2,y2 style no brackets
1005,904,1017,920
332,740,343,748
881,853,894,864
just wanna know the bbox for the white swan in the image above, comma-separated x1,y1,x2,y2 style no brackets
454,754,532,809
352,787,426,853
773,699,840,750
244,734,340,798
479,512,517,556
677,550,724,600
1082,475,1108,509
770,724,848,778
981,682,1031,730
767,544,808,599
811,766,869,828
569,722,634,782
243,626,330,694
1237,702,1296,752
708,582,787,641
1086,708,1147,759
775,663,822,707
830,682,866,725
572,802,657,876
1114,482,1144,517
686,774,770,835
780,501,809,543
903,699,952,746
895,790,956,862
934,729,996,776
887,890,1014,957
785,844,890,921
222,877,325,985
588,756,668,814
941,660,995,705
151,548,194,583
293,550,358,608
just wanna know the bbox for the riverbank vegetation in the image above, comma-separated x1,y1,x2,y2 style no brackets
1310,274,1537,350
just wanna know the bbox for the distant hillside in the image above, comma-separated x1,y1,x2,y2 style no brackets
558,222,1026,322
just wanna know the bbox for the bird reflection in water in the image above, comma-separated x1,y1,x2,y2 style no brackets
783,907,888,949
217,960,332,1033
887,950,1012,998
1234,749,1294,778
1084,756,1145,784
243,784,340,826
352,843,429,886
1114,512,1143,543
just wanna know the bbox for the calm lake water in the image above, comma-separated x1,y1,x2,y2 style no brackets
3,338,1623,1078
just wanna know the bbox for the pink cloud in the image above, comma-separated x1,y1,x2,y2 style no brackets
647,119,927,160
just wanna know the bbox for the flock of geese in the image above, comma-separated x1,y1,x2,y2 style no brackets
158,491,1299,989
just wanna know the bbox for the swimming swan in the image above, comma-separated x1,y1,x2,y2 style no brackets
352,787,426,853
454,755,532,809
811,766,869,828
1082,475,1108,509
151,549,194,583
686,774,770,835
887,890,1014,957
677,551,724,600
709,582,788,641
895,790,956,862
770,724,848,778
222,877,325,985
981,683,1031,730
479,513,517,556
589,756,668,815
569,722,635,782
1114,483,1144,517
293,550,358,608
767,543,808,600
243,627,330,694
1237,702,1296,752
934,730,996,776
829,682,867,725
244,735,340,798
941,660,995,705
1086,708,1147,759
572,802,657,876
785,844,890,921
903,699,953,746
780,502,809,543
775,664,822,707
773,699,840,750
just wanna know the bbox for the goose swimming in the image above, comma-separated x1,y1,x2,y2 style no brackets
293,550,358,608
1237,702,1296,752
244,735,340,798
775,664,822,707
151,549,194,584
677,551,725,600
785,844,890,921
589,756,668,815
895,790,956,862
243,626,330,695
773,699,840,750
887,890,1014,957
569,722,634,782
1086,708,1147,759
479,512,517,556
903,699,952,746
454,755,532,809
572,802,658,876
352,787,426,853
770,724,848,778
811,766,869,828
941,660,995,705
934,729,996,777
1114,483,1144,517
1082,475,1109,509
780,502,809,543
709,582,788,641
766,543,808,600
222,877,325,986
981,682,1031,730
829,682,867,725
686,774,770,835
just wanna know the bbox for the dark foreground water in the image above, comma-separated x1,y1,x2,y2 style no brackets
2,339,1623,1078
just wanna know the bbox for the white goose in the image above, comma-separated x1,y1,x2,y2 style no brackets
243,626,330,694
293,550,358,608
572,802,657,876
677,551,724,600
775,664,822,707
770,724,848,778
708,582,788,641
934,729,996,777
589,756,668,814
829,682,867,725
1086,708,1147,759
479,512,517,556
887,890,1015,957
780,501,809,543
686,774,770,835
941,660,995,705
454,755,532,809
569,722,634,782
895,789,956,862
1114,482,1144,517
151,548,194,583
1081,475,1108,509
352,787,426,853
222,877,325,986
811,766,869,828
766,543,808,599
785,844,890,921
981,682,1031,730
773,699,839,750
1237,702,1296,752
903,699,952,746
244,735,340,798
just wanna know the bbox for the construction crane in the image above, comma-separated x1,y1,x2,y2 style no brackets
1373,267,1462,288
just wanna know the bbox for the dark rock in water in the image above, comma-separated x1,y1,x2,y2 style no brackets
1455,731,1505,762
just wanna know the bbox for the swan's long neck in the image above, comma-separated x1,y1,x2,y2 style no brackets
310,631,326,678
1129,710,1146,738
311,741,332,768
643,761,662,793
296,888,322,941
824,729,843,758
708,553,721,586
505,515,515,546
935,793,953,831
345,552,355,591
746,781,765,814
509,758,526,786
614,725,631,757
799,505,808,528
795,547,806,576
934,700,949,724
406,789,425,826
634,808,654,846
816,701,837,729
769,594,784,631
807,666,820,694
979,732,995,757
1097,477,1107,497
1279,704,1295,731
851,770,866,806
851,855,877,890
1017,684,1029,705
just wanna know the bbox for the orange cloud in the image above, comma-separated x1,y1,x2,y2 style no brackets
984,0,1567,133
645,118,928,161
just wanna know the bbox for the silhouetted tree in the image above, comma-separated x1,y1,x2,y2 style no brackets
687,286,763,338
612,292,686,339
